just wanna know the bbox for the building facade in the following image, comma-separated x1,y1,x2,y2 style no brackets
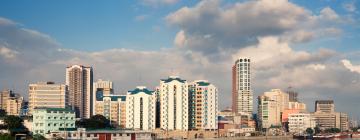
126,86,156,130
258,95,281,129
28,82,68,115
232,58,253,114
288,113,316,134
32,108,76,136
95,89,126,127
188,80,218,130
312,100,349,131
6,96,23,115
263,89,289,113
93,79,113,116
66,65,93,118
159,76,189,131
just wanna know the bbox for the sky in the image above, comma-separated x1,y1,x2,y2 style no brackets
0,0,360,120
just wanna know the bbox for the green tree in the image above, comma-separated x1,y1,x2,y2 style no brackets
0,109,7,118
325,128,341,133
3,115,24,129
306,128,314,135
314,126,321,134
32,134,46,140
76,115,111,129
0,133,14,140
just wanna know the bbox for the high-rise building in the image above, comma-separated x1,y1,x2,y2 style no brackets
28,82,68,115
258,95,281,129
286,87,298,102
159,76,189,131
312,100,349,131
94,89,126,127
93,79,113,116
263,89,289,113
315,100,335,113
6,96,23,116
66,65,93,118
0,89,21,111
188,80,218,130
232,58,253,114
126,86,156,130
288,101,306,110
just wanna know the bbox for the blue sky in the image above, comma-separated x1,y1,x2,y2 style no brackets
1,0,360,119
0,0,357,52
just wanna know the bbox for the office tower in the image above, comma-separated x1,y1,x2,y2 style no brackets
28,82,68,115
95,88,126,127
66,65,93,118
286,87,298,102
288,113,316,134
263,89,289,113
93,79,113,116
312,100,349,131
232,58,253,114
315,100,335,113
6,96,23,116
0,89,21,111
159,76,189,131
125,86,156,130
188,80,218,130
258,95,281,129
32,108,75,136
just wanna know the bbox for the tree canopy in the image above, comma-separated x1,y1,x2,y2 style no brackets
76,115,112,129
306,128,314,135
3,115,24,130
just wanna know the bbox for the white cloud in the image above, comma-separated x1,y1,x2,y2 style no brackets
0,46,18,59
342,59,360,73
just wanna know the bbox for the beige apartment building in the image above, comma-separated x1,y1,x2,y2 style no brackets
28,82,68,115
0,89,23,116
311,100,349,131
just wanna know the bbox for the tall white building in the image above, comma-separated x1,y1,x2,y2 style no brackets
66,65,93,118
159,76,189,131
188,80,218,130
232,58,253,114
95,90,126,127
28,82,68,115
288,113,316,134
126,86,156,130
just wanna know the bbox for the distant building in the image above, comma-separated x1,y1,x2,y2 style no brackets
286,87,298,102
92,79,113,116
94,88,126,127
258,95,281,129
6,96,23,115
312,100,349,131
232,58,253,114
263,89,289,113
126,86,156,130
32,108,76,136
0,89,23,115
288,113,316,134
188,80,218,130
28,82,68,115
288,101,306,110
66,65,93,118
159,76,189,131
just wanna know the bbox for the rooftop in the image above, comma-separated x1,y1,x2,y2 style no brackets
128,86,153,95
161,76,186,83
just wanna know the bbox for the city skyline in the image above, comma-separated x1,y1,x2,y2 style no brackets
1,0,360,120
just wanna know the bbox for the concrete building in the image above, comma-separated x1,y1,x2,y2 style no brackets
288,101,306,110
288,113,316,134
258,95,281,129
126,86,156,130
66,65,93,118
232,58,253,114
28,82,68,115
6,96,23,115
159,76,189,131
263,89,289,113
188,80,218,130
312,100,349,131
50,128,155,140
0,89,22,115
32,108,76,136
93,79,113,116
94,89,126,127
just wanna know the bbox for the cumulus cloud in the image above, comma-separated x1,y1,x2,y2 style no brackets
343,1,357,12
342,59,360,73
166,0,347,57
